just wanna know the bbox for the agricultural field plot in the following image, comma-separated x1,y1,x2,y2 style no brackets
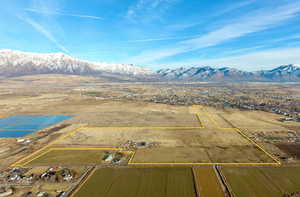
216,109,289,132
54,100,201,127
221,167,300,197
24,148,132,166
193,167,225,197
197,106,299,135
58,127,275,164
200,107,234,129
73,167,197,197
58,127,249,146
132,145,274,164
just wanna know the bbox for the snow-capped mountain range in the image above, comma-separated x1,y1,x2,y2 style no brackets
157,66,254,81
257,64,300,81
0,49,300,82
0,49,153,78
157,64,300,81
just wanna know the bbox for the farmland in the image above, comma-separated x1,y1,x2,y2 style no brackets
1,77,300,196
193,167,225,197
1,79,296,166
25,149,131,166
221,167,300,197
73,167,197,197
56,106,277,164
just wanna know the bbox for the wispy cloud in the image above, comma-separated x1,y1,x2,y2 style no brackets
18,15,69,53
213,0,256,17
166,23,201,31
127,47,186,64
24,8,103,20
126,0,179,22
220,45,267,56
166,0,256,31
272,34,300,42
127,35,200,43
182,2,300,48
128,1,300,64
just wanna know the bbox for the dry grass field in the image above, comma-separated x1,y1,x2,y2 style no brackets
25,149,131,166
201,107,234,128
215,109,288,131
56,107,276,163
132,145,273,163
59,128,248,147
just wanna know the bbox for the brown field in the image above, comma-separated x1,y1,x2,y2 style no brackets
59,127,248,147
217,109,288,131
63,100,200,127
58,127,274,163
202,107,234,128
25,149,131,166
193,167,225,197
132,145,273,163
54,103,277,164
276,143,300,159
221,166,300,197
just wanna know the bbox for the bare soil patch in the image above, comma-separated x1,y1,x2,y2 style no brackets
276,143,300,159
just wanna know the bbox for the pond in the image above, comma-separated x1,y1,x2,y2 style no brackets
0,115,73,138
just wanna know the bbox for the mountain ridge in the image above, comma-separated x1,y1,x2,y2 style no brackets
0,49,300,82
157,64,300,82
0,49,153,80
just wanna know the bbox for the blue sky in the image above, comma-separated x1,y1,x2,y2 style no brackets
1,0,300,71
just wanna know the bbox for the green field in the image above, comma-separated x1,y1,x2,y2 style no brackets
221,167,300,197
26,150,110,165
74,167,197,197
193,167,225,197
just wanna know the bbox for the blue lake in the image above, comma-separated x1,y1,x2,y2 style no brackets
0,115,73,138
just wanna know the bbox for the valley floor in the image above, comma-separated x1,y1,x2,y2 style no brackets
1,75,300,196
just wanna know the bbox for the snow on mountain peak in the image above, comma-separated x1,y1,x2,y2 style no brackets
0,49,153,77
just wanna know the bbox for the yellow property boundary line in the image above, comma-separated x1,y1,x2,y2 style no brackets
128,107,280,165
11,105,281,167
20,147,133,167
11,127,85,167
83,126,204,129
200,107,280,165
